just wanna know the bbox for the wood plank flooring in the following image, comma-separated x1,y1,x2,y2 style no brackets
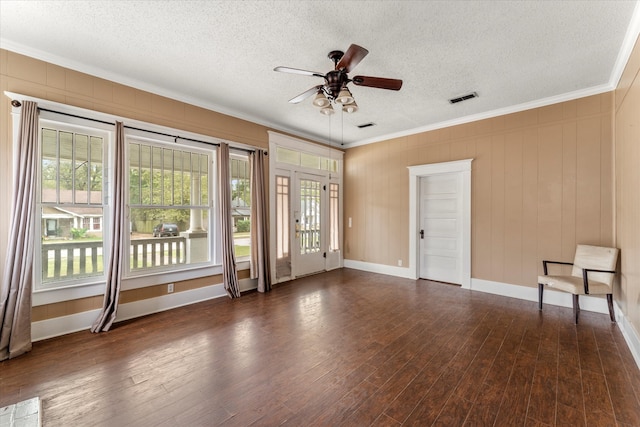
2,268,640,426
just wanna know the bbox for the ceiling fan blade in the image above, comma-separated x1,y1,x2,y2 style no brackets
336,44,369,72
274,66,325,78
288,85,324,104
352,75,403,91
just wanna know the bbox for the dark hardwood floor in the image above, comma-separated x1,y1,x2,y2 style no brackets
2,268,640,426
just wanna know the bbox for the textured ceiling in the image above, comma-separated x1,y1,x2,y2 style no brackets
1,1,639,147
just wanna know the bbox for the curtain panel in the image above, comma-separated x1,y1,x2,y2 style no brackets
219,143,241,298
250,150,271,292
91,121,125,332
0,101,39,360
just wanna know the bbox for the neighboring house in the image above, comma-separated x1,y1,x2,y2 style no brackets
42,206,103,239
231,197,250,231
41,190,103,238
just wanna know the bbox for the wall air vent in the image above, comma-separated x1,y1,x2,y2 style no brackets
357,122,376,129
449,92,478,104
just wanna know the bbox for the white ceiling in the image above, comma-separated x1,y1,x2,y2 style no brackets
1,1,639,147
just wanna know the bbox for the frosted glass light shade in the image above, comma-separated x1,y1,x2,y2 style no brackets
320,105,335,115
343,102,358,113
313,92,330,108
335,88,354,105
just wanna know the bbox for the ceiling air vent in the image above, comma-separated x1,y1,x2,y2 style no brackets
357,122,376,129
449,92,478,104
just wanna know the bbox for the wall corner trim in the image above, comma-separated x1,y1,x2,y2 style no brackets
615,301,640,371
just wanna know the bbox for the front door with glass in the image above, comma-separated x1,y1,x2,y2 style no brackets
293,172,327,277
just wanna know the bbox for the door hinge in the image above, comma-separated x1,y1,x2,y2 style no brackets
323,185,326,191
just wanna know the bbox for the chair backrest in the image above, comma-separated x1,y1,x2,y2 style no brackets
571,245,619,286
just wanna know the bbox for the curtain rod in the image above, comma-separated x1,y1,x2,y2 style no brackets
14,102,263,155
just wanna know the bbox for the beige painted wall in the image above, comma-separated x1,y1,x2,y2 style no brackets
615,37,640,336
345,93,615,289
0,50,272,320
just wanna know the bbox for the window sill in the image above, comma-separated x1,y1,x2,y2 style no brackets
33,264,236,306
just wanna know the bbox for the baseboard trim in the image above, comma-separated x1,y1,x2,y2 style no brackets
32,309,103,342
343,259,413,279
32,278,257,341
470,278,610,313
615,301,640,371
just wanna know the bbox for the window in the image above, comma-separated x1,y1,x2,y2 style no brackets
230,155,250,258
275,175,290,279
276,146,338,172
81,217,101,231
329,182,339,252
128,139,211,273
37,123,107,290
299,178,321,254
18,97,253,300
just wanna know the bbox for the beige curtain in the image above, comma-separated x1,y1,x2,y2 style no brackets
91,121,125,332
0,101,39,360
219,143,241,298
250,150,271,292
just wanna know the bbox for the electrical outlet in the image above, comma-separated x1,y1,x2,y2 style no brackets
398,259,402,267
167,283,174,293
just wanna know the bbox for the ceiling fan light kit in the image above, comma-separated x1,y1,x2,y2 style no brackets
320,105,335,115
313,91,331,108
343,101,358,114
335,88,354,105
275,44,402,115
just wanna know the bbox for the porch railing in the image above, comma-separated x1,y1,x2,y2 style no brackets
42,237,186,282
130,237,186,270
42,241,103,281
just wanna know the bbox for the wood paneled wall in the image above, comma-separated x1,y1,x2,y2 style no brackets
344,93,615,289
615,37,640,336
0,47,632,330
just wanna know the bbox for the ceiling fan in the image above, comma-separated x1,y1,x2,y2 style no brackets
274,44,403,114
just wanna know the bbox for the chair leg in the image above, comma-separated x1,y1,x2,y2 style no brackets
573,294,580,324
607,294,616,322
538,283,544,310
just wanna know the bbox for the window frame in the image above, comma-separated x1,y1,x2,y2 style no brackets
118,128,227,291
124,133,217,278
229,151,251,260
10,93,262,306
8,97,234,306
34,117,112,292
268,131,344,283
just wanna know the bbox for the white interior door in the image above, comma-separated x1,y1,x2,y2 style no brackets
293,172,327,277
419,172,463,284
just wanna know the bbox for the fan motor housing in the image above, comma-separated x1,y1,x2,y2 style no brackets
325,70,348,98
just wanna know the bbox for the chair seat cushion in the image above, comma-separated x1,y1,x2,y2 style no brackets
538,275,611,295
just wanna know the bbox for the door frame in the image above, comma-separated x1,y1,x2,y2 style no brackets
408,159,473,288
268,131,344,284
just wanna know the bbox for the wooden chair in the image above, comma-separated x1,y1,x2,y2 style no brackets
538,245,618,324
